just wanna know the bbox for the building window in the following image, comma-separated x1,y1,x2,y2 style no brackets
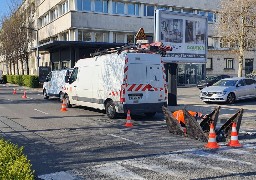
112,1,124,14
225,58,234,69
172,7,182,12
206,58,213,69
95,32,109,42
52,62,59,70
198,10,206,16
61,32,69,41
127,34,135,44
144,5,154,16
61,1,69,14
156,6,169,10
95,0,108,13
183,8,194,14
220,38,231,48
77,0,91,11
127,3,139,16
78,30,92,41
208,37,214,48
208,12,216,22
113,33,124,43
146,35,153,43
62,61,70,69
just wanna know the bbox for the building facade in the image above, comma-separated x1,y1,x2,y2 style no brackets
4,0,256,85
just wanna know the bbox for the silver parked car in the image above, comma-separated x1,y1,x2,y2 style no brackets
200,77,256,104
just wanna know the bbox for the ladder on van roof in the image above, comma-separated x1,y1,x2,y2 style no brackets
90,42,172,57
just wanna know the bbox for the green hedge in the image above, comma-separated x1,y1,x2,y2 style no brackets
0,138,34,180
6,75,39,88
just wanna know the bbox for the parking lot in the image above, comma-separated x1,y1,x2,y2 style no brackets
0,84,255,179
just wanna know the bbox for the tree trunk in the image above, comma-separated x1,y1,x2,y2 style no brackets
21,61,24,75
9,61,12,75
238,43,244,77
238,55,243,77
12,63,15,75
16,59,19,75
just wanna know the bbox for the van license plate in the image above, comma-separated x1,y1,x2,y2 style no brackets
129,96,141,100
128,93,143,100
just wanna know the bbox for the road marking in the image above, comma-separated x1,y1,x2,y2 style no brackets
121,159,186,178
94,162,145,180
158,153,235,173
34,109,49,115
38,171,76,180
219,148,251,155
108,133,143,145
190,150,253,166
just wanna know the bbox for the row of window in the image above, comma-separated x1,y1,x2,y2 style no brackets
77,30,149,43
40,1,68,27
207,58,234,69
39,0,216,28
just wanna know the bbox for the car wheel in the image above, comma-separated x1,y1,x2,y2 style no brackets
144,112,156,118
106,101,117,119
43,89,49,99
64,94,72,108
226,93,236,104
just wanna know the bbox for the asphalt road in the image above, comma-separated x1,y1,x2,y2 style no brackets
0,84,255,180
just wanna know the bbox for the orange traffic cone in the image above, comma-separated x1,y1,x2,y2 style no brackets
227,122,242,147
125,110,133,127
22,91,27,99
13,88,17,95
60,99,67,112
205,123,220,149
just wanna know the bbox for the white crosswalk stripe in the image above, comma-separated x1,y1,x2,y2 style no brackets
87,146,256,179
94,162,145,180
37,141,256,179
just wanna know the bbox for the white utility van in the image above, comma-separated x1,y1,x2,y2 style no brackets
63,49,167,118
43,69,72,101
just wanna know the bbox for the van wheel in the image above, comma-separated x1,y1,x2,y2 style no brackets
43,89,49,99
64,94,72,108
106,101,117,119
144,112,156,118
59,92,64,102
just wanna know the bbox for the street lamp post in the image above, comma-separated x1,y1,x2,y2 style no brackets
35,29,40,73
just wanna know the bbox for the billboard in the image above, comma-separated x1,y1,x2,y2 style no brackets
155,10,208,63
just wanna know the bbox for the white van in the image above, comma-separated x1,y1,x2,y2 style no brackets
43,69,72,100
63,50,167,118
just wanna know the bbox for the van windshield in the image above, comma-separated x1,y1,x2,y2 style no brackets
127,63,163,87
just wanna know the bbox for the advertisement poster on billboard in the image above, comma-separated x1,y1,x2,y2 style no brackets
155,10,208,63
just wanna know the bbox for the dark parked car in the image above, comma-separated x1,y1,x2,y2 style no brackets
197,75,231,90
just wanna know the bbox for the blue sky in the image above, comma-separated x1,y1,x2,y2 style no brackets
0,0,12,18
0,0,22,18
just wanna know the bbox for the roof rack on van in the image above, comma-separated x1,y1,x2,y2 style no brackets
90,42,172,57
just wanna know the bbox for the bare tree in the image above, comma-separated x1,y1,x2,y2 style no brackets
216,0,256,77
0,0,35,75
